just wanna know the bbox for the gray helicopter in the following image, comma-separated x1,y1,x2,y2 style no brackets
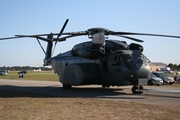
1,19,180,94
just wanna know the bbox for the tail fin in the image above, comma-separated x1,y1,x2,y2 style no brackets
43,34,53,66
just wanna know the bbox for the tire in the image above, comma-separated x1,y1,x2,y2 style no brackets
132,85,143,94
139,85,143,94
63,84,72,90
131,85,139,94
169,82,173,85
102,85,106,88
178,79,180,83
148,80,153,85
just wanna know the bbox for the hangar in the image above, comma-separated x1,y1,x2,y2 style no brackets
149,62,167,72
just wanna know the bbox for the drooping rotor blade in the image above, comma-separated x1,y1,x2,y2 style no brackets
114,35,144,42
111,32,180,38
36,36,53,42
0,36,22,40
53,34,86,42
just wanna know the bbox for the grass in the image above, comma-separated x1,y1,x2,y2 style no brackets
0,71,59,81
0,90,180,120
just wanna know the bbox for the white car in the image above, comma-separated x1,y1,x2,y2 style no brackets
0,70,8,76
148,73,163,86
152,72,174,85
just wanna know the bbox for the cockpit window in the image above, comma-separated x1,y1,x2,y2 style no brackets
113,52,150,63
132,53,141,59
140,54,151,63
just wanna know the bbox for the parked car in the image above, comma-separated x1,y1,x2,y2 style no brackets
148,73,163,86
152,72,174,85
164,70,174,73
0,70,8,76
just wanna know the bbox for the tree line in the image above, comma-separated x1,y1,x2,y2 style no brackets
0,66,52,71
167,63,180,70
1,63,180,71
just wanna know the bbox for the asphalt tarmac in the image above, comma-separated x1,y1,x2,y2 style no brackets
0,79,180,109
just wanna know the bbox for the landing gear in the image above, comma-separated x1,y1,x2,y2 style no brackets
148,80,153,85
63,84,72,90
102,85,110,88
131,85,143,94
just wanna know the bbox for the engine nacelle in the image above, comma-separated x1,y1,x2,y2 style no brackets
71,42,105,59
129,43,144,52
60,63,101,85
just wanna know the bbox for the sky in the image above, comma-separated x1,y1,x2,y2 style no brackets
0,0,180,67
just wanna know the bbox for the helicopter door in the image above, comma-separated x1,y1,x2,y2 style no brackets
102,60,108,71
107,54,124,85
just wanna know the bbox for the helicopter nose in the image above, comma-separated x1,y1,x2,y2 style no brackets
135,63,151,78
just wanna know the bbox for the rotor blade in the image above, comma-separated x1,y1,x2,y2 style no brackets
36,36,53,42
15,33,59,37
112,32,180,38
15,35,52,42
36,38,46,54
14,31,86,38
53,34,84,42
57,19,69,38
0,36,22,40
53,19,69,55
114,35,144,42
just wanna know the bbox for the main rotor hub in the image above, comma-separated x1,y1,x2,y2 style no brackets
87,28,112,36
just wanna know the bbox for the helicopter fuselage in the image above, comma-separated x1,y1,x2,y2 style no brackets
50,40,151,87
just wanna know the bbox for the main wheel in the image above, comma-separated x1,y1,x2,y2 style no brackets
131,85,143,94
102,85,110,88
139,85,143,94
63,84,72,90
131,85,138,94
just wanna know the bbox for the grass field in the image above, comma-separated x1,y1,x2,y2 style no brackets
0,71,59,81
0,90,180,120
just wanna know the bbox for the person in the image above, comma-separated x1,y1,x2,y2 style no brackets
19,72,24,79
19,72,22,79
21,72,24,79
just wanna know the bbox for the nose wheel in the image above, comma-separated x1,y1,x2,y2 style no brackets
131,85,143,94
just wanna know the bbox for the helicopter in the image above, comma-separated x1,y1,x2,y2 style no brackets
1,19,180,94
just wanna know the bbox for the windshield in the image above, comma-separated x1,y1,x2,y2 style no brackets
160,73,168,77
154,73,168,77
140,54,151,63
151,73,158,77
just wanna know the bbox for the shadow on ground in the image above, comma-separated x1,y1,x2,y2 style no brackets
0,85,126,98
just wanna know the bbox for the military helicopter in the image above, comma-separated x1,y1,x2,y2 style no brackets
1,19,180,94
